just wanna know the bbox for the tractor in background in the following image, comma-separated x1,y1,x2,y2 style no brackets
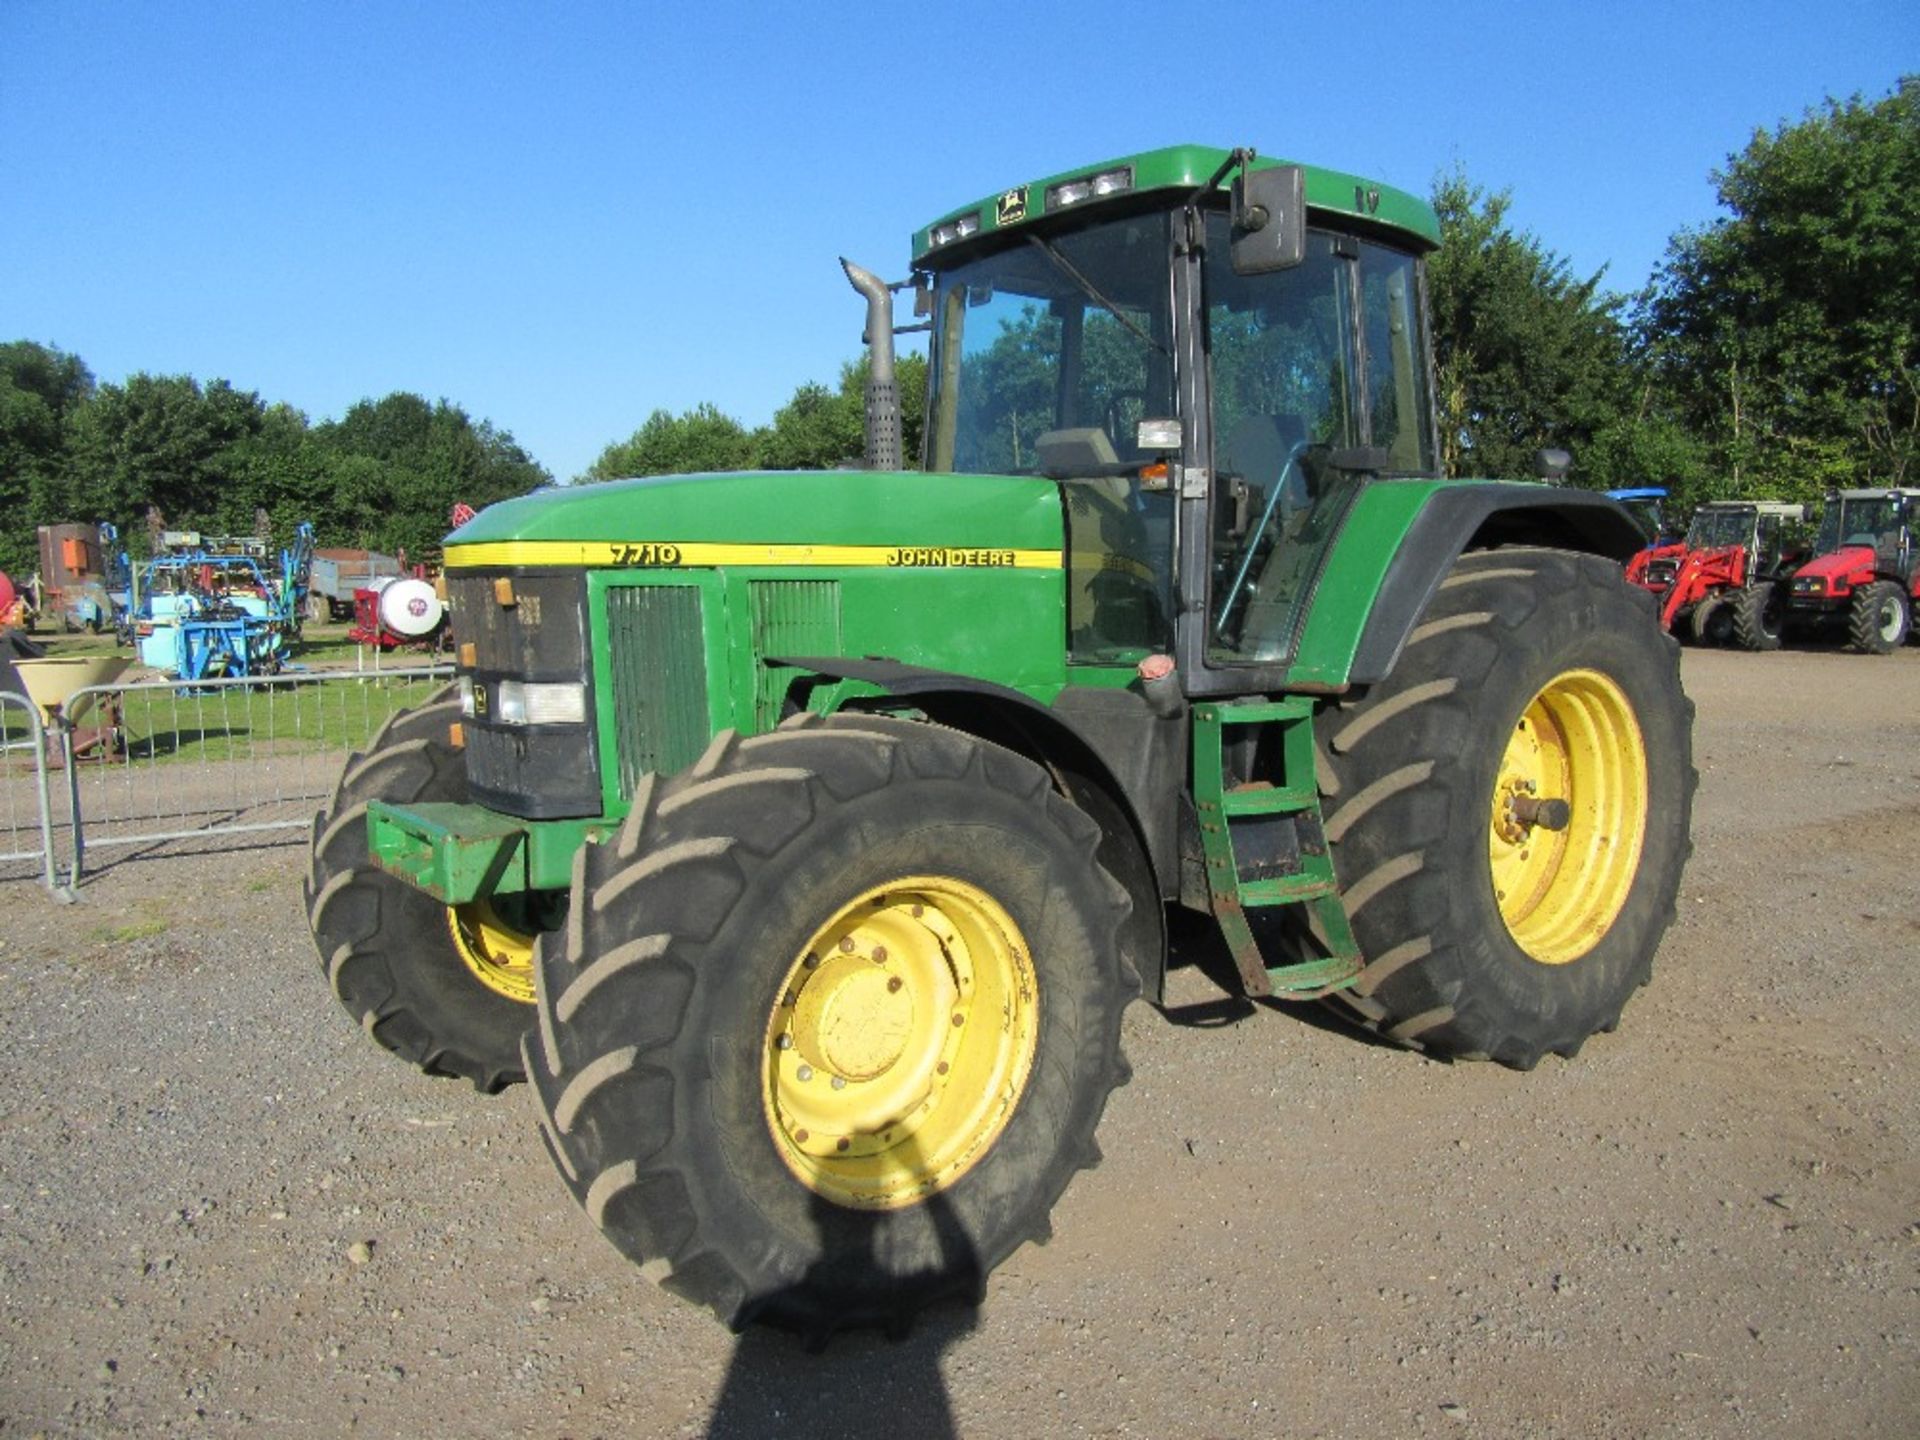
1606,487,1672,548
1626,500,1808,649
1785,488,1920,653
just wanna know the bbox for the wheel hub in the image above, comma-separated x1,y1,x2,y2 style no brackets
1486,669,1649,966
788,949,927,1081
446,899,537,1004
763,877,1037,1209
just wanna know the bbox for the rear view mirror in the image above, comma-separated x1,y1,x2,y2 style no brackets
1230,166,1306,275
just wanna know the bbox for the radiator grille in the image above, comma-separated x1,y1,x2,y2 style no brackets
749,580,842,729
606,585,710,797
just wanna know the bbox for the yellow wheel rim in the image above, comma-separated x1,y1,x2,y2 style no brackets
762,876,1039,1210
446,899,537,1004
1487,669,1649,965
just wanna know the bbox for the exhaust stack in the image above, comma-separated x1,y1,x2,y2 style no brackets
840,258,902,471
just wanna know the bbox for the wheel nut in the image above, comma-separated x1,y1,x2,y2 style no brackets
872,946,887,963
803,953,819,970
836,1139,850,1152
831,1076,846,1091
838,937,856,953
887,977,903,993
911,905,924,918
776,1034,793,1050
951,1013,965,1027
796,1064,814,1082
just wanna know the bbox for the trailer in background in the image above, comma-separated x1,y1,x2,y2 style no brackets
307,549,404,622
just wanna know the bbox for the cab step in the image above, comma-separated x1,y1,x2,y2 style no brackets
1193,698,1361,1000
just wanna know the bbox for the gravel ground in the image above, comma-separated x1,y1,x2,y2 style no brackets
1,645,1915,1439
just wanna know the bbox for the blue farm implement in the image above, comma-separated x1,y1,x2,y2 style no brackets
131,525,315,681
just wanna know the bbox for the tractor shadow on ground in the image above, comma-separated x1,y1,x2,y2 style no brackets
705,1300,975,1439
705,1151,979,1438
1155,908,1405,1052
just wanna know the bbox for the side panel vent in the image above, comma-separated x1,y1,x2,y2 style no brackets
606,585,709,797
749,580,842,728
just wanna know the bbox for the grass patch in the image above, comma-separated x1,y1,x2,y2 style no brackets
97,918,169,943
113,677,443,763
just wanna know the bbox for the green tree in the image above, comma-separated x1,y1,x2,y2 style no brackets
1427,169,1634,484
210,403,340,548
0,341,95,576
760,353,928,470
584,402,760,480
62,373,267,551
316,393,550,558
1645,78,1920,499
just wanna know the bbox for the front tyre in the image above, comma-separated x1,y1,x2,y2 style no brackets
525,715,1137,1336
1319,548,1694,1069
1847,580,1909,653
1688,596,1732,646
1730,581,1784,652
305,695,551,1091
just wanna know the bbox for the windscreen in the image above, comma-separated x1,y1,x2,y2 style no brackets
1686,509,1753,550
925,210,1177,662
925,210,1175,476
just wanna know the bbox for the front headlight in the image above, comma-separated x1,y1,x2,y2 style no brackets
495,680,587,726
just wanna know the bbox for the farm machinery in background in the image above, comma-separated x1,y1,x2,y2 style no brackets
130,524,315,680
1786,488,1920,653
347,571,449,653
1626,500,1808,649
20,522,134,634
331,504,467,654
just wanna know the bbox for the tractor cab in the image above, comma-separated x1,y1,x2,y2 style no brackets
918,148,1450,691
1810,489,1916,572
1685,501,1807,576
1605,487,1671,548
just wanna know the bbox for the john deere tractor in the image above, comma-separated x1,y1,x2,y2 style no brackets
306,146,1693,1335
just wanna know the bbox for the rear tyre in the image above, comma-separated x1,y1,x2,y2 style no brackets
1730,581,1784,652
305,693,552,1091
1318,549,1694,1069
1847,581,1909,653
525,715,1136,1336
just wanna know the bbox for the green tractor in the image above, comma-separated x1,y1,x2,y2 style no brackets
306,146,1693,1335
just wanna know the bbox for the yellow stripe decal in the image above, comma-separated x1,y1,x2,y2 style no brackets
445,540,1062,571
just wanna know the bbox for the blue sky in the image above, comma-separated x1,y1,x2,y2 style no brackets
4,2,1914,483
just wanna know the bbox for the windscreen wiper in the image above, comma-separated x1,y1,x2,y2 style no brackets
1024,235,1167,356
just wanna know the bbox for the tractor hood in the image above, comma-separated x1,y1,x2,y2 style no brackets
1794,545,1875,585
442,469,1066,569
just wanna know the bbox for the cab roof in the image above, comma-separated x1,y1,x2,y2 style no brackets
912,144,1440,267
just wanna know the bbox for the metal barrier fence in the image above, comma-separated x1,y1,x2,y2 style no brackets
0,690,60,891
11,665,453,891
